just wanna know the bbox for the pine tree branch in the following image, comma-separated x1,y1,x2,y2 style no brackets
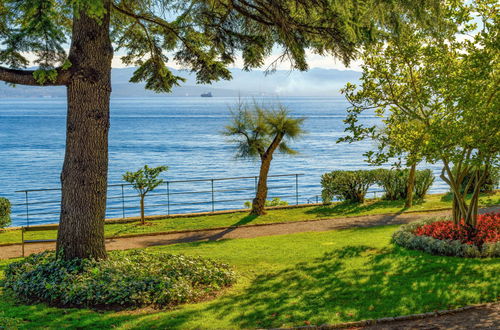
0,66,69,86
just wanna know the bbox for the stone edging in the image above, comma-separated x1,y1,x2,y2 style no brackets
267,302,498,329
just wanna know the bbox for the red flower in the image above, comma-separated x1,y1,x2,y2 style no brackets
414,212,500,247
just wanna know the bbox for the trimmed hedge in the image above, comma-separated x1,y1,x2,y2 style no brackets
2,250,236,309
321,170,377,203
375,169,434,201
392,217,500,258
0,197,11,229
321,168,435,204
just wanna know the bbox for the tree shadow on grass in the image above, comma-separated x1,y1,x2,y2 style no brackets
305,199,413,218
162,245,495,329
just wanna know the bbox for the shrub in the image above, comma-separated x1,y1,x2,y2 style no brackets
2,250,236,309
414,169,435,198
0,197,11,229
375,168,434,201
392,213,500,258
414,213,499,246
244,197,288,208
321,170,377,203
454,166,499,193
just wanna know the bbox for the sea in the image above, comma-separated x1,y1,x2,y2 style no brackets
0,96,448,227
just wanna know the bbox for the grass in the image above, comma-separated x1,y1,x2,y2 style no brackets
1,191,499,245
0,225,498,329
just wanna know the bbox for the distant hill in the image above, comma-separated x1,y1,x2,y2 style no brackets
0,67,361,98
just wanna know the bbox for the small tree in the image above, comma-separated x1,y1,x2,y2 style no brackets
223,103,305,215
0,197,11,229
123,165,167,225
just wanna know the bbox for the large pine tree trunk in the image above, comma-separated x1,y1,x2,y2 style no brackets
56,2,113,260
405,162,417,208
251,156,272,216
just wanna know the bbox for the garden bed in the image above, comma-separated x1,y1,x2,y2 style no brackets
392,212,500,257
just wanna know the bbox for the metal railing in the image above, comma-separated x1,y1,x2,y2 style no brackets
13,174,305,227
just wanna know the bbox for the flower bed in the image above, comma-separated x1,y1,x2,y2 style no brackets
392,212,500,258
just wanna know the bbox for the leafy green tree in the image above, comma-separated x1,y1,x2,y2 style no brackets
0,197,11,229
0,0,441,259
224,103,304,215
123,165,167,225
337,0,499,227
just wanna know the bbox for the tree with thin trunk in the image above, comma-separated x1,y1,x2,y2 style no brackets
0,0,441,259
223,103,305,215
123,165,167,225
338,0,499,227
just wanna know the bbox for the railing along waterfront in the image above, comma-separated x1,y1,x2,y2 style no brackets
13,174,305,227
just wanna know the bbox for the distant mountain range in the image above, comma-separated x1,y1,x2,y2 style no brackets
0,67,361,98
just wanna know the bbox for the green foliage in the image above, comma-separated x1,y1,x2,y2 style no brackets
0,197,11,229
123,165,167,196
321,170,378,204
223,102,305,159
392,217,500,258
454,166,500,194
244,197,289,208
376,168,434,200
2,250,235,309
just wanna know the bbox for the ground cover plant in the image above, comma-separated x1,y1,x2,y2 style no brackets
393,213,500,257
2,250,235,309
0,226,498,329
1,192,498,245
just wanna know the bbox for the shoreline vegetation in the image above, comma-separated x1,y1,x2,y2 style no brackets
1,191,498,246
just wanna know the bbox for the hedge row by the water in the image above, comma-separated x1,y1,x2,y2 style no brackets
392,217,500,258
2,250,236,309
321,168,434,204
0,197,11,228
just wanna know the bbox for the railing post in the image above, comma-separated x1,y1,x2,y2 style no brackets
211,179,215,212
121,184,125,219
316,195,319,204
295,174,299,205
167,181,170,215
25,191,30,227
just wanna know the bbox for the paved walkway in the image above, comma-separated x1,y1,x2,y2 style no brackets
1,205,499,260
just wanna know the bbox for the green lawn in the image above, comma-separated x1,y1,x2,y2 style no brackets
0,225,498,329
1,192,499,245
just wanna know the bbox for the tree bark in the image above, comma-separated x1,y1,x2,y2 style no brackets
140,195,145,225
56,1,113,260
251,155,273,215
405,162,417,208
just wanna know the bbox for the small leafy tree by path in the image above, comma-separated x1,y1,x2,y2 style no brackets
0,197,11,229
224,103,305,216
123,165,167,225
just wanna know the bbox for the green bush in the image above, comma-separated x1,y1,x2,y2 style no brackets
455,166,499,194
375,168,434,201
321,170,377,203
2,250,236,309
0,197,11,229
392,217,500,258
244,197,289,208
414,169,435,198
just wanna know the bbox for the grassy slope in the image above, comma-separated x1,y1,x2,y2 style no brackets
1,192,499,245
0,225,498,329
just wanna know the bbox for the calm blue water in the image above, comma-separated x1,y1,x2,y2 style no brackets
0,97,447,227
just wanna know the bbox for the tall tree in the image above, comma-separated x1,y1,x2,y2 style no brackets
0,0,440,259
338,0,499,227
223,103,304,215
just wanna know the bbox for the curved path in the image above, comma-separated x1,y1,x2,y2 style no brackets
1,205,498,260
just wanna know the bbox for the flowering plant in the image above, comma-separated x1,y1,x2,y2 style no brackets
414,212,499,246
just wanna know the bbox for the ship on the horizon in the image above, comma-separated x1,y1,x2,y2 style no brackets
200,92,213,97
